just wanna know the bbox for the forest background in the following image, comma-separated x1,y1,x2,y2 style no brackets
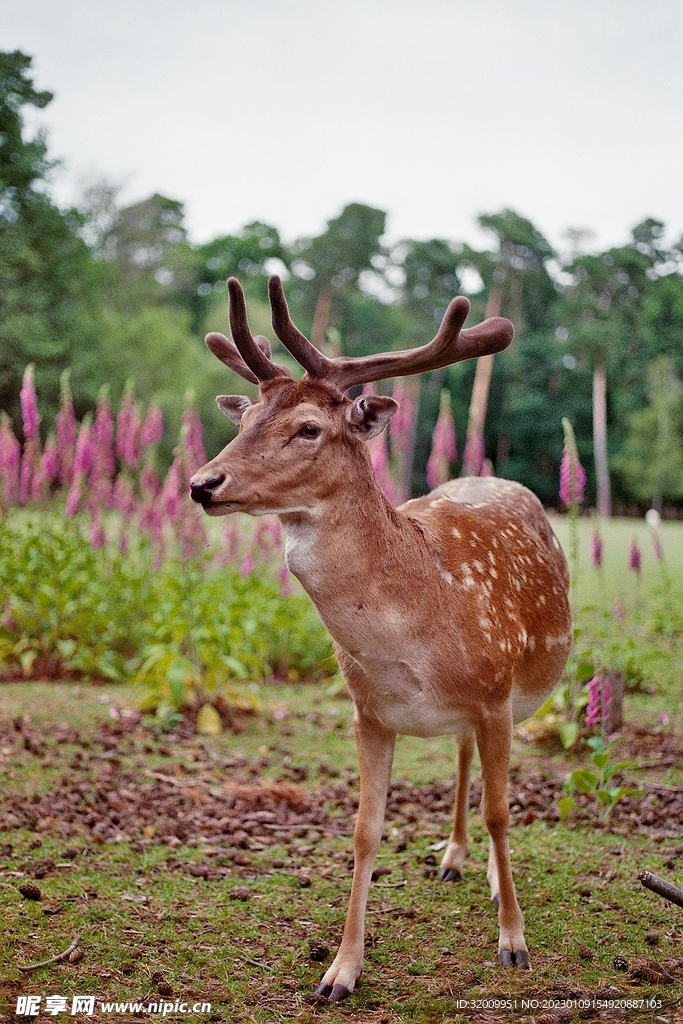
3,50,683,515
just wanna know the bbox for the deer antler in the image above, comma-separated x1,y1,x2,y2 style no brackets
205,280,293,384
268,276,514,390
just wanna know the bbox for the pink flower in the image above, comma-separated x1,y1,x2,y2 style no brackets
20,365,40,440
161,458,183,523
590,528,603,569
116,385,140,469
56,370,77,487
41,435,60,484
240,552,256,576
426,391,457,490
559,419,586,508
628,538,642,574
652,534,663,562
389,380,415,455
585,673,611,730
140,404,164,449
182,405,207,476
93,389,115,480
90,515,106,550
0,413,20,506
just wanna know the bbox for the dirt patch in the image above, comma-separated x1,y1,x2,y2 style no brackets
1,716,682,853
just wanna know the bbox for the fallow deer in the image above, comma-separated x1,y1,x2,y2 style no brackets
189,277,572,1002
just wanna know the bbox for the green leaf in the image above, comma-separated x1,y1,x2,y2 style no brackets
558,796,575,821
569,769,599,795
559,721,580,749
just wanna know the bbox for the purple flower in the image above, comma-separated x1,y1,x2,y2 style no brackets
559,419,586,508
426,391,457,490
20,365,40,440
590,528,603,569
628,538,642,574
368,430,396,503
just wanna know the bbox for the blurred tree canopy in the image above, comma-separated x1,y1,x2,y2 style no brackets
3,50,683,510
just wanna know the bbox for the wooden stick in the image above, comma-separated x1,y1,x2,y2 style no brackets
17,934,81,972
639,871,683,909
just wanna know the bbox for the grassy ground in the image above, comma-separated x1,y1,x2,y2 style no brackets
1,681,683,1024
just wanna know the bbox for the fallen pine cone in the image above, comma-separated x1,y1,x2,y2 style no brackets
18,883,41,901
67,947,84,964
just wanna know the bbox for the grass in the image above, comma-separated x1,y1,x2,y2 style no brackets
1,514,683,1021
1,681,683,1023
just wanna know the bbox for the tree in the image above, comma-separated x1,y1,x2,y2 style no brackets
293,203,386,352
613,357,683,509
0,51,101,431
459,210,556,475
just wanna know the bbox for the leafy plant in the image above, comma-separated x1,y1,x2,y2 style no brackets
558,735,642,822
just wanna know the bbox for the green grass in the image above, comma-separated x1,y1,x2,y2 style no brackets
1,682,683,1023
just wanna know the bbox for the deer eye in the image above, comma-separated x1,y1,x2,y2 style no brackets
298,423,320,439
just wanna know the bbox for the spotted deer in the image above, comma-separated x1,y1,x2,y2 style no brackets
189,276,572,1002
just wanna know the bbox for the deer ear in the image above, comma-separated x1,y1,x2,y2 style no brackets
346,395,398,440
216,395,253,425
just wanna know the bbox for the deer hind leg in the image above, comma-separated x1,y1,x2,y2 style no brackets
475,705,530,969
315,712,396,1003
439,729,475,882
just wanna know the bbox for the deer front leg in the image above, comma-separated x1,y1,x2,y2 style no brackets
475,705,530,969
315,712,396,1002
439,729,475,882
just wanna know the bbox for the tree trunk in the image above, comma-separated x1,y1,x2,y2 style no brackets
461,283,503,476
593,359,611,518
311,282,335,354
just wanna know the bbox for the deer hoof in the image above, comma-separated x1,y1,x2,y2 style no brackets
314,983,332,999
498,948,530,969
439,867,462,882
491,893,500,909
328,984,351,1002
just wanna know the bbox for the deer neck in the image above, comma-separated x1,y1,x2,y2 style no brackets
278,456,429,647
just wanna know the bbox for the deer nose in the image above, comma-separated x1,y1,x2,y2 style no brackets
189,473,226,505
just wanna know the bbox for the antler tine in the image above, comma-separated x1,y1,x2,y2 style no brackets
326,296,513,392
205,332,260,385
268,276,330,378
227,278,292,383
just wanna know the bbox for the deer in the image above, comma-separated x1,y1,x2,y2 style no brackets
189,276,573,1003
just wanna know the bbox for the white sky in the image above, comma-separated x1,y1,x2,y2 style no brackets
4,0,683,256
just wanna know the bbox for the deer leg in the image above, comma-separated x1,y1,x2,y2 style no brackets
439,729,475,882
315,712,395,1002
475,705,529,969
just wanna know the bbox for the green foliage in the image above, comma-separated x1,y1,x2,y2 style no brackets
0,51,104,432
559,735,642,822
613,357,683,504
0,513,333,704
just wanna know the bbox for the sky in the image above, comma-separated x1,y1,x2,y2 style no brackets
4,0,683,256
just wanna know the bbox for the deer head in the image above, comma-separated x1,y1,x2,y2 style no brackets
190,276,514,515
